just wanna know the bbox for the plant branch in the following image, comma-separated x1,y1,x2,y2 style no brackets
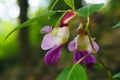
72,0,75,10
50,0,59,10
55,12,67,27
85,16,113,80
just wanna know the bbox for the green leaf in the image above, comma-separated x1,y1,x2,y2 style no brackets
56,64,88,80
113,72,120,79
77,3,104,17
94,63,104,70
4,11,56,40
64,0,75,9
111,22,120,29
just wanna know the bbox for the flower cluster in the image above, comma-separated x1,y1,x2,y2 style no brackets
40,12,99,67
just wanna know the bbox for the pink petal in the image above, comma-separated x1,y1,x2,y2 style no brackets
40,26,52,34
93,41,99,52
68,39,77,52
87,40,99,53
41,33,55,50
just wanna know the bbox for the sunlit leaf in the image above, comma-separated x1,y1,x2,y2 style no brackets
111,22,120,29
64,0,75,9
4,11,56,40
113,72,120,79
77,3,104,17
56,64,88,80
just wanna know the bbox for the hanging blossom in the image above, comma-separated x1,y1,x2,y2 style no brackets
68,23,99,68
40,12,76,65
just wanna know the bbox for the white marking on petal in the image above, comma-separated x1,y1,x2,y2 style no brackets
53,36,63,46
77,35,90,50
55,27,70,44
57,27,70,39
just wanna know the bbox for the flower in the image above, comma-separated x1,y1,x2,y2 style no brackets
41,12,76,65
68,23,99,68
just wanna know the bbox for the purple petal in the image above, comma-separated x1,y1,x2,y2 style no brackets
83,55,96,65
68,39,77,52
41,33,55,50
40,26,52,34
73,50,96,67
73,51,87,64
83,55,96,69
44,45,62,65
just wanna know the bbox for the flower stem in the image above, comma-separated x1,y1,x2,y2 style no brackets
71,0,75,11
85,17,113,80
56,10,68,12
55,11,67,27
95,53,113,80
85,17,95,52
50,0,59,10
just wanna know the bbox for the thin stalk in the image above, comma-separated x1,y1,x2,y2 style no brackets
56,10,67,12
85,16,113,80
55,12,67,27
86,17,95,52
95,54,113,80
72,0,75,10
50,0,59,10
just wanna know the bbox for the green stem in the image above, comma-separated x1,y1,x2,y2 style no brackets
55,11,67,27
66,53,90,80
56,10,67,12
86,17,95,52
72,0,75,10
85,17,113,80
50,0,59,10
95,54,113,80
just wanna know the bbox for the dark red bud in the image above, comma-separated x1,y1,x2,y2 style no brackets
60,12,76,27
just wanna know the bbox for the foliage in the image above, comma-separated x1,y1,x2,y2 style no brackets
56,64,87,80
2,0,120,80
113,72,120,80
94,63,104,70
64,0,75,10
111,22,120,29
4,11,56,40
77,3,104,17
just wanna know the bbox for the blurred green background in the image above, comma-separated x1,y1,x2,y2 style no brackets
0,0,120,80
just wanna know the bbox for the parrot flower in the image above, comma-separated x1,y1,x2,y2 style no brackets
41,12,76,65
68,23,99,67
